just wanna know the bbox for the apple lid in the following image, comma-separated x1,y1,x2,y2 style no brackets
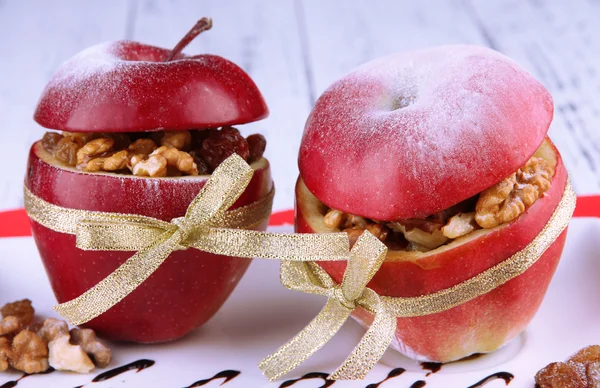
34,41,268,132
299,45,553,220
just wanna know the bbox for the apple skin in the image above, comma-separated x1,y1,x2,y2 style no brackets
299,45,553,220
296,142,568,362
33,41,269,132
26,142,273,343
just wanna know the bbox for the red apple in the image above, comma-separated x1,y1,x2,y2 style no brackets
295,45,568,362
26,19,273,343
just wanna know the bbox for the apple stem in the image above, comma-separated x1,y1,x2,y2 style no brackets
164,17,213,62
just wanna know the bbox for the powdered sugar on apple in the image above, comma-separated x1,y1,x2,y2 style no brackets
299,45,554,220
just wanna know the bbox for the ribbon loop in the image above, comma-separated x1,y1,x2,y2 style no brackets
260,231,388,381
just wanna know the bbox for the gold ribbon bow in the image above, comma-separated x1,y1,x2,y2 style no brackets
261,179,576,380
260,231,393,380
25,154,350,325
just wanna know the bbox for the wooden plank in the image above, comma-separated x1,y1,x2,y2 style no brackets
300,0,488,96
132,0,312,211
0,0,132,209
466,0,600,194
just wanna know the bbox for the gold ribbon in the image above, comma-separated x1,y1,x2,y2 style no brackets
260,179,576,380
25,154,350,325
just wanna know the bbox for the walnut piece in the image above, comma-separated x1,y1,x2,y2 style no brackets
160,131,192,150
442,212,477,239
128,138,157,155
131,154,168,177
475,157,553,229
535,345,600,387
0,316,19,335
0,337,10,372
102,150,129,171
76,138,114,165
48,335,94,373
151,146,198,175
389,222,448,250
1,299,34,328
70,328,112,368
37,318,69,343
324,209,345,229
10,330,49,374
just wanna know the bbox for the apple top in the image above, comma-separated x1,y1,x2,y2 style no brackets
299,45,554,221
33,41,269,132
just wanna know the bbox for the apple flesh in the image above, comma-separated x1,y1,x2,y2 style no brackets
296,138,568,362
26,141,273,343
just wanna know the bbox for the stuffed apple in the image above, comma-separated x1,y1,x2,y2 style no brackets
295,45,568,362
26,19,273,343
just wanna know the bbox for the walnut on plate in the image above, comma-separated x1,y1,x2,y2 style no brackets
70,328,112,368
536,345,600,387
10,330,49,374
1,299,34,330
0,337,10,372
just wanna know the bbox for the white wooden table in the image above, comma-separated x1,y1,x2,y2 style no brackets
1,0,599,213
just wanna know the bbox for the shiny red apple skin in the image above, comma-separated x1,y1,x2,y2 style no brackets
296,141,568,362
299,45,554,221
33,41,269,132
26,142,273,343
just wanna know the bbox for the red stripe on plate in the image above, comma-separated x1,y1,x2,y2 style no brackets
1,196,597,238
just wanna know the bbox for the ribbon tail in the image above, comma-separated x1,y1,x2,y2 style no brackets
329,292,397,379
259,299,352,381
54,230,180,325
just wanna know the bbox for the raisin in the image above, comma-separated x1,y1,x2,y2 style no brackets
53,137,81,166
189,150,211,174
42,132,64,152
200,126,249,170
246,134,267,163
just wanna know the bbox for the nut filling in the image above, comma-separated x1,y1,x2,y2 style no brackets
323,156,554,251
41,127,267,177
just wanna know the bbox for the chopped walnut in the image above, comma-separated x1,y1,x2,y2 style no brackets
10,330,49,374
82,157,107,173
476,157,553,229
0,337,10,372
442,212,478,239
76,138,114,165
324,209,346,229
37,318,69,343
151,146,198,175
536,345,600,387
63,132,97,147
160,131,192,150
588,363,600,388
70,328,111,368
0,316,19,335
1,299,34,328
102,150,129,171
131,154,168,177
570,345,600,364
128,138,158,155
389,222,449,250
48,335,94,373
536,361,587,388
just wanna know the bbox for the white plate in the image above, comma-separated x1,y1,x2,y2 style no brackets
0,219,598,388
